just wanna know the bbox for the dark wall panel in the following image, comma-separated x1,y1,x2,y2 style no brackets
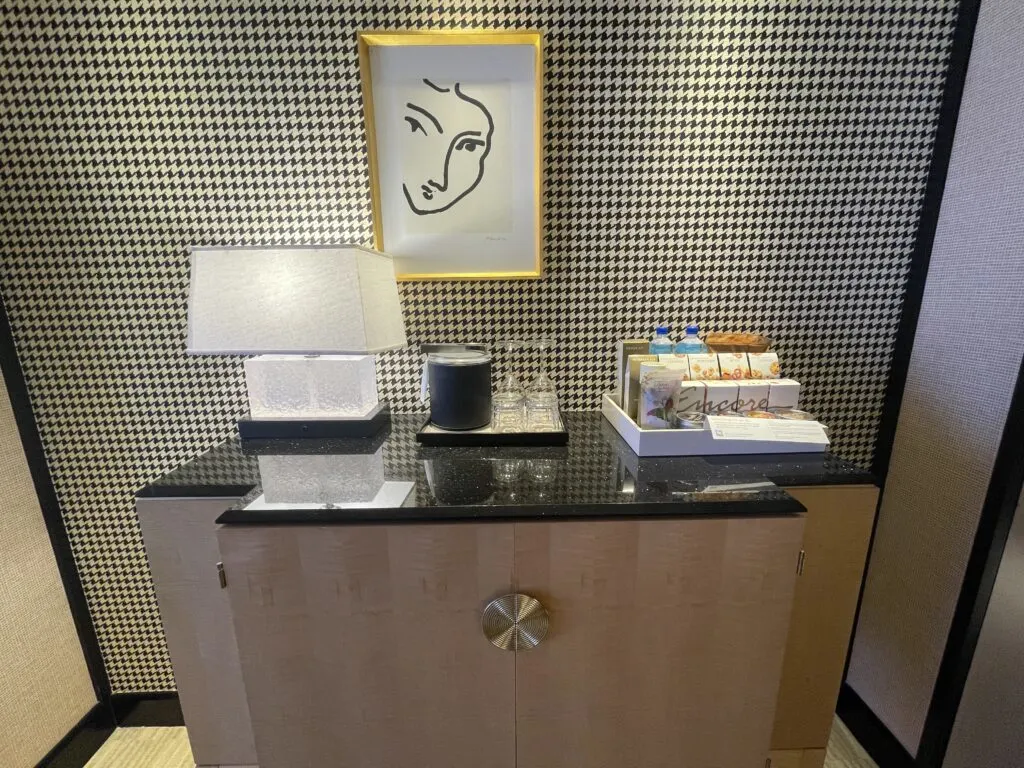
847,0,1024,754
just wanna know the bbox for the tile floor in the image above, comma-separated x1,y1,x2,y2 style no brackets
85,718,878,767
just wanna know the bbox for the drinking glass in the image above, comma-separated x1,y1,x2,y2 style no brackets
492,391,526,432
495,339,525,396
525,390,561,432
526,338,557,396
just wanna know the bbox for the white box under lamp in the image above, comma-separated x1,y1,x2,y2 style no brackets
187,244,407,439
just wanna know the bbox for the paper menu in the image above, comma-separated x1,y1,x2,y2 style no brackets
705,415,829,445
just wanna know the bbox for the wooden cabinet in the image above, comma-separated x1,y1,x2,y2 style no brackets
220,515,804,768
768,485,879,768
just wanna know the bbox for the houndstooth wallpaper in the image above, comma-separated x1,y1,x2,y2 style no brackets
2,3,957,691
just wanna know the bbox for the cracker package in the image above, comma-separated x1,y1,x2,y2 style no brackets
747,352,781,379
656,354,692,378
687,353,721,380
717,352,751,380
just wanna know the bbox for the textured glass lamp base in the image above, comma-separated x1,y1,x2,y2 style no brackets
245,354,379,420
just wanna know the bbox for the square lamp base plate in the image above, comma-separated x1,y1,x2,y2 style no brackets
238,404,390,440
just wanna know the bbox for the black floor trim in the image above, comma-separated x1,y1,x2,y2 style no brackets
34,703,115,768
112,692,185,728
36,694,184,767
837,683,915,768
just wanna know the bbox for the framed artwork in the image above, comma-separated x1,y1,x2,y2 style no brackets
358,30,543,280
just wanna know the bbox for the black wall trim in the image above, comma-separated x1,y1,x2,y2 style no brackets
915,352,1024,766
837,683,915,768
0,295,111,699
872,0,982,484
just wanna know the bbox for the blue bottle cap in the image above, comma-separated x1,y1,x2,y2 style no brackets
686,323,700,334
656,325,670,334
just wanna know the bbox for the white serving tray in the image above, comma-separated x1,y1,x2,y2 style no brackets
601,393,828,457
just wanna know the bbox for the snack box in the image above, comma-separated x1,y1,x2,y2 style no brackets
687,353,721,380
702,381,739,416
615,339,650,399
624,354,658,419
767,379,801,409
747,352,781,379
638,365,683,429
735,381,770,413
717,352,751,380
675,380,707,414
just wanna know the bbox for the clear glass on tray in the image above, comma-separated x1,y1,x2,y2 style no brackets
492,392,526,433
525,390,561,432
492,339,527,432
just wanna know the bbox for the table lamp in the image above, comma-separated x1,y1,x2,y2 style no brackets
187,244,407,439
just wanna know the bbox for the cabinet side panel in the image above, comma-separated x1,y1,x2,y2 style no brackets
771,485,878,749
137,497,256,767
514,515,804,768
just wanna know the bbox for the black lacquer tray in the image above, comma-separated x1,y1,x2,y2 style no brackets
415,417,568,447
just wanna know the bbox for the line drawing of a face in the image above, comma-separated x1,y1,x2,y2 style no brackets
401,79,494,216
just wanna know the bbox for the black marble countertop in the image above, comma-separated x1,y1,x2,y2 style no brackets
138,413,874,525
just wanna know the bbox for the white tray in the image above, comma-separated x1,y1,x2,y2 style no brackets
601,394,828,457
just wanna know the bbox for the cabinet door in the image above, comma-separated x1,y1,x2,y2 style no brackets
770,485,877,750
514,516,805,768
219,523,516,768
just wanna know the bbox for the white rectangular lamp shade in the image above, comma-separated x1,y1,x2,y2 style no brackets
187,245,407,354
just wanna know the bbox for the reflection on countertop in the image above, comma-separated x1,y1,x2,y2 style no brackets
136,412,873,525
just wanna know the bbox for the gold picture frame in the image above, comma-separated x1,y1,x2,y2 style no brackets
358,30,544,281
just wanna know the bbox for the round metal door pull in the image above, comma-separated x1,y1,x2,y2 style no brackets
482,593,549,650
